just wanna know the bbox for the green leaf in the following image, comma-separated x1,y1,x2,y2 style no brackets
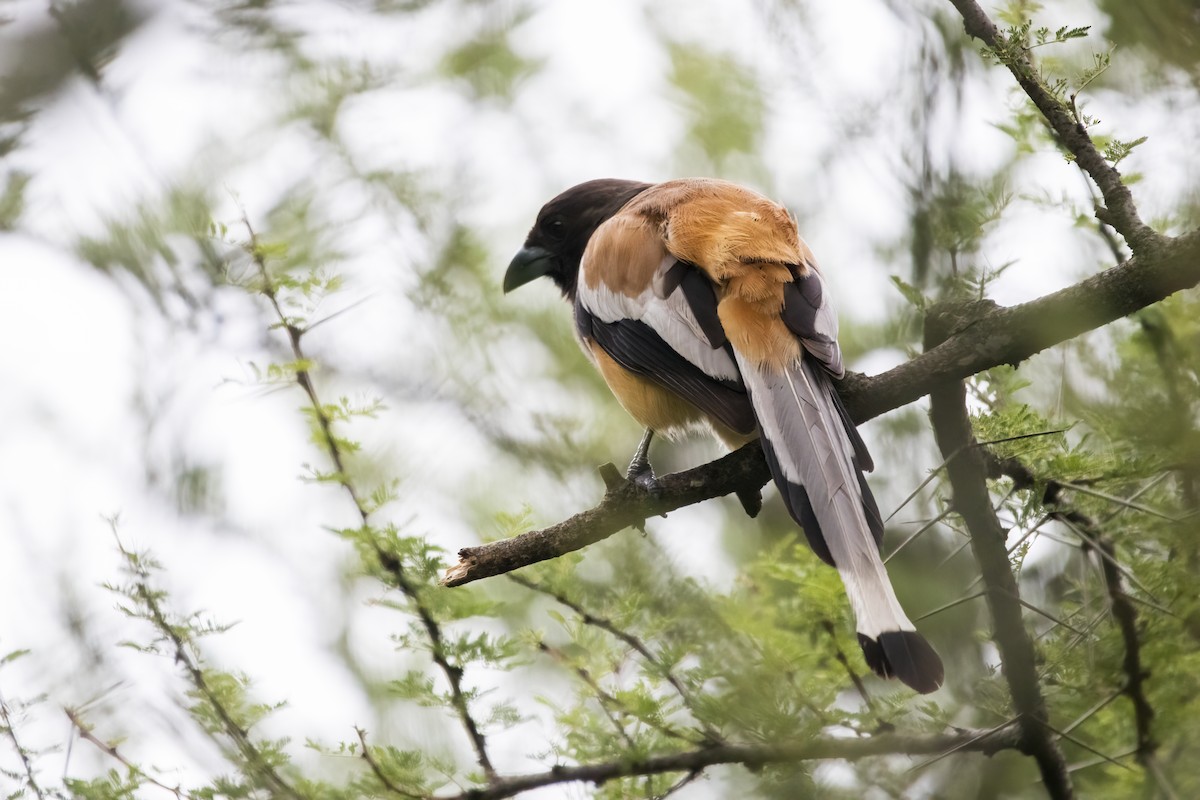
890,275,928,309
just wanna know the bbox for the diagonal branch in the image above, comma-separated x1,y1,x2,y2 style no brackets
66,708,198,800
945,0,1159,252
355,727,425,800
444,454,768,586
926,311,1074,799
0,686,48,800
445,231,1200,587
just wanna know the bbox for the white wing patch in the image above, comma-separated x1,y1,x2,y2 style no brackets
578,272,740,383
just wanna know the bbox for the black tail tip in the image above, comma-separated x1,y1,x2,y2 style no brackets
858,631,945,694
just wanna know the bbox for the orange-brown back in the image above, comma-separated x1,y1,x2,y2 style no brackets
624,178,811,280
622,179,814,370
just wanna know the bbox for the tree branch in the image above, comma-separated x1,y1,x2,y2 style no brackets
846,230,1200,422
987,456,1167,792
444,450,769,586
0,687,48,800
245,220,496,780
66,707,197,800
444,230,1200,587
446,727,1021,800
945,0,1159,252
926,311,1074,799
356,727,425,800
112,532,304,800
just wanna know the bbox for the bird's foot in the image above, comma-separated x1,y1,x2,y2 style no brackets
626,459,663,495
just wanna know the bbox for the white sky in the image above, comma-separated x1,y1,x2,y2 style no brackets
0,0,1196,796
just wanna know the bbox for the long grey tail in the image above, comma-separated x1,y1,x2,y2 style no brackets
736,354,944,694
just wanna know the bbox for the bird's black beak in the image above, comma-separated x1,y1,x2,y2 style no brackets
503,245,555,293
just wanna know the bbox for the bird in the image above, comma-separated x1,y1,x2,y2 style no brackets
503,177,944,694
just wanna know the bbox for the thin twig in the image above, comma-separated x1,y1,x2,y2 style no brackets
1145,756,1182,800
243,218,495,779
987,452,1164,788
539,642,632,748
884,508,953,563
1010,593,1089,638
1060,689,1122,737
304,296,373,333
112,531,302,800
946,0,1160,252
1091,533,1158,772
66,708,195,800
355,727,425,799
1052,514,1157,601
907,717,1020,773
1065,747,1139,775
1006,515,1052,556
889,433,1063,530
509,574,716,742
1037,718,1132,772
1054,481,1177,521
537,642,687,749
1037,610,1108,677
653,768,702,799
934,535,974,569
822,621,875,713
885,452,961,523
0,686,48,800
912,590,987,622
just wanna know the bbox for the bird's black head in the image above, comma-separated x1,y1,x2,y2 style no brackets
504,179,653,299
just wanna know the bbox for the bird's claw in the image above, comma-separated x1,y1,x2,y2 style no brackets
626,460,663,496
631,469,663,496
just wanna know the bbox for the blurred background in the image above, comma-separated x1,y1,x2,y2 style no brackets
1,0,1199,797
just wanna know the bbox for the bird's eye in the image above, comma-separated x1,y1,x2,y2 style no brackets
544,216,565,239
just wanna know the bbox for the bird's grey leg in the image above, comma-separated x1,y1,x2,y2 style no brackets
626,428,661,493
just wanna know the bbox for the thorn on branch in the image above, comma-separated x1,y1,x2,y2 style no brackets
734,485,762,517
598,462,624,492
